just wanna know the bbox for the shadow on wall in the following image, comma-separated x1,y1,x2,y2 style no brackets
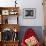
18,26,44,44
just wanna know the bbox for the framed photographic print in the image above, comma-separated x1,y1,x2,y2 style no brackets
23,8,36,19
9,9,18,15
2,10,9,15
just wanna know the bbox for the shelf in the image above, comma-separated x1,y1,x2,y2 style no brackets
2,40,19,43
0,7,19,24
0,24,19,32
0,7,19,46
1,15,18,24
0,7,19,16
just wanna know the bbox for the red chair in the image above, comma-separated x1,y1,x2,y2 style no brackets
21,28,41,46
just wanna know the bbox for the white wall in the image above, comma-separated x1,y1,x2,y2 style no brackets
17,0,44,26
0,0,44,26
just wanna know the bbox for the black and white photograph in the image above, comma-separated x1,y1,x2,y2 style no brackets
23,8,36,19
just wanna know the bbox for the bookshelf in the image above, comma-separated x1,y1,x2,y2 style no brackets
0,7,19,46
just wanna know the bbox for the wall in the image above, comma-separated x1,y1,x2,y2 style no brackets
0,0,44,26
17,0,44,26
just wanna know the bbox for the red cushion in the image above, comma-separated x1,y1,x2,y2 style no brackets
21,28,41,46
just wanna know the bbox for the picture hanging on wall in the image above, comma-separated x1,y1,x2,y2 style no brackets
23,8,36,19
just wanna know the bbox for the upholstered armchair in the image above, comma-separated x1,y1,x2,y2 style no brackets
21,28,41,46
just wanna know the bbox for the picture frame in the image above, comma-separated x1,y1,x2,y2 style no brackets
23,8,36,19
2,10,9,15
9,10,18,15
